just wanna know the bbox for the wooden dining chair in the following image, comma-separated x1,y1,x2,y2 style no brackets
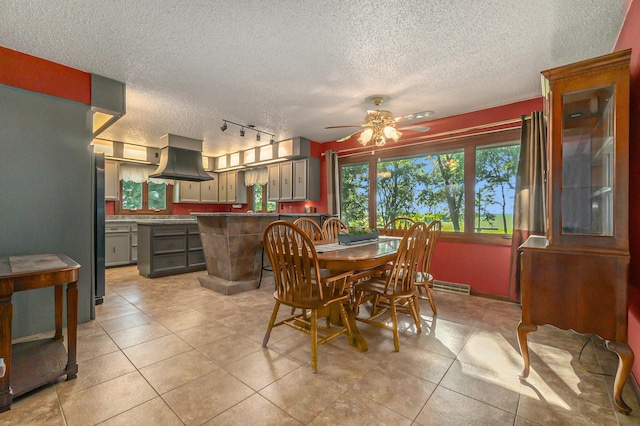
262,220,355,372
293,217,323,241
352,221,429,351
382,217,416,237
321,217,348,240
414,220,441,314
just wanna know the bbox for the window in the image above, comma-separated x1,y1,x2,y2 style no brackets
252,183,275,211
341,163,369,227
339,128,520,243
117,164,172,214
474,143,520,234
376,151,464,231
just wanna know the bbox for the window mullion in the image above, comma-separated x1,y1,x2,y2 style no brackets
464,145,476,235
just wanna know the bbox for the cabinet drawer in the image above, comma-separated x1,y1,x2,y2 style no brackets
106,224,130,233
153,226,186,236
153,235,186,253
152,253,187,272
187,225,199,234
188,250,205,266
189,235,202,249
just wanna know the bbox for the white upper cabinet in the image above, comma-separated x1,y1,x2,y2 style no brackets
105,160,119,200
200,173,219,203
174,181,201,203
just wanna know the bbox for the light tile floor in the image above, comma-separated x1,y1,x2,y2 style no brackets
1,266,639,425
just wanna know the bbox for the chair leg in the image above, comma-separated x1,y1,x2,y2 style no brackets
310,309,318,373
424,284,437,315
390,298,400,352
409,296,422,333
263,301,281,347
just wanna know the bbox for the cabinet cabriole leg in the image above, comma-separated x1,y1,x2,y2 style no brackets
517,322,537,380
605,340,634,414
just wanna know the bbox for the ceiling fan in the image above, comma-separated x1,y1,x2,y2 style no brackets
325,97,433,146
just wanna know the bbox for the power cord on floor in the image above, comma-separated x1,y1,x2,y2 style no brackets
578,334,614,377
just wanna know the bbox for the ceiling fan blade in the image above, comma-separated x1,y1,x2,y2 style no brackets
393,110,434,124
397,124,431,133
336,130,362,142
325,124,365,129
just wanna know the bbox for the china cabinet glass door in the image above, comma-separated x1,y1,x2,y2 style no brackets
561,86,614,236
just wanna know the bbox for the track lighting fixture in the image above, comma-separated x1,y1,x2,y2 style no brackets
220,119,275,142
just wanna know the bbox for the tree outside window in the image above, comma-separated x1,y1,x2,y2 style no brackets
474,143,520,234
376,151,464,231
341,163,369,227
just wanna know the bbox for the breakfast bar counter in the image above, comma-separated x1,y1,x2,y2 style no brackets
193,213,278,295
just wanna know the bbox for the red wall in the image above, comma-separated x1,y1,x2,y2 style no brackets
431,242,512,296
320,98,543,297
0,46,91,104
615,0,640,383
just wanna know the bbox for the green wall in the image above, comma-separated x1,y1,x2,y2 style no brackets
0,84,94,337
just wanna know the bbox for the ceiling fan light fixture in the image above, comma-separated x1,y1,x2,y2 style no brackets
358,128,374,146
383,126,401,142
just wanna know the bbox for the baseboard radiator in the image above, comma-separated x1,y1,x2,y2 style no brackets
433,280,471,295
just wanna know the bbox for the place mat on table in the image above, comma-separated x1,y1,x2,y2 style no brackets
9,254,66,274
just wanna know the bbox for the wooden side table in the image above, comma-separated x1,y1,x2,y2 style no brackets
0,254,80,412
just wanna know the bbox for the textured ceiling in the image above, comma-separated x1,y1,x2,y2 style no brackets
0,0,628,157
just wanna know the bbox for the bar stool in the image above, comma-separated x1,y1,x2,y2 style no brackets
258,242,273,288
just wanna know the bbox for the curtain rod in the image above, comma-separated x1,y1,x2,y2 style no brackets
322,116,527,157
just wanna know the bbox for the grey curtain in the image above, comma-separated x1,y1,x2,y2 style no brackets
325,150,340,216
509,112,548,301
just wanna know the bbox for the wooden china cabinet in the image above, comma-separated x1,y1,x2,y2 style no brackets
517,49,633,414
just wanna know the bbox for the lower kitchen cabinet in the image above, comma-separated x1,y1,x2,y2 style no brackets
105,222,137,267
105,224,131,267
137,223,205,278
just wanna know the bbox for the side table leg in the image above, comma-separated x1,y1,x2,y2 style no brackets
517,321,537,380
54,285,63,340
605,341,634,414
65,281,78,380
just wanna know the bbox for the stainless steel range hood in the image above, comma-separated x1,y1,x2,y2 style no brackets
149,134,213,182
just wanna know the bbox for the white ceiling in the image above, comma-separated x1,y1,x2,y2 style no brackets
0,0,628,157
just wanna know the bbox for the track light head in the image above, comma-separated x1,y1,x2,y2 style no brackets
256,133,261,141
270,136,275,144
240,127,245,137
221,121,227,131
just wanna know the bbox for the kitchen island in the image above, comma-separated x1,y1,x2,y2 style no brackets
136,219,205,278
193,213,278,295
193,213,333,295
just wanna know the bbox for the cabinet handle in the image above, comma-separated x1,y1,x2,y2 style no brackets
298,177,302,183
112,247,116,253
285,178,288,184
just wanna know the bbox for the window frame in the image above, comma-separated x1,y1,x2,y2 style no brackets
339,128,520,246
115,180,173,215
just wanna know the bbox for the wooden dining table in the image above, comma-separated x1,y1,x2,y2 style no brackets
313,236,402,352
